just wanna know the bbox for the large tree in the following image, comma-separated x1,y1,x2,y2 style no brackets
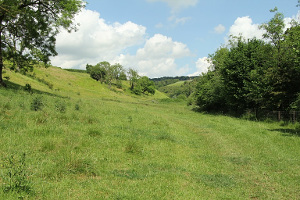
0,0,85,86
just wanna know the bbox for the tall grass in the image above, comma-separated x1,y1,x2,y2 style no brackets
0,67,300,199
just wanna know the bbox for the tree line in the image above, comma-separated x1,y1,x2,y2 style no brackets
151,76,197,88
86,61,155,95
194,8,300,117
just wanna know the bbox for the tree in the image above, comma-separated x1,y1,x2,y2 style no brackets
127,68,139,90
97,61,110,83
89,65,106,82
260,8,300,110
195,71,226,112
0,0,85,86
139,76,155,95
130,75,155,95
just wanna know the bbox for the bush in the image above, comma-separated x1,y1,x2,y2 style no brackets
75,103,80,111
55,100,67,113
24,84,32,93
31,96,44,111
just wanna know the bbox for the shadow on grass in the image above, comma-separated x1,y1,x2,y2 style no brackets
269,128,300,137
1,80,66,99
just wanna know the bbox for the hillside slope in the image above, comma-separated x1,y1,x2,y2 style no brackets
0,67,300,199
3,66,167,101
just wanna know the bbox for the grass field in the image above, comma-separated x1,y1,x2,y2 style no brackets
0,67,300,199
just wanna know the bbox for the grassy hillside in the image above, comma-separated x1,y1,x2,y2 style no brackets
0,67,300,199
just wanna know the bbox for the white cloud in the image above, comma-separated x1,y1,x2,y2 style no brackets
114,34,192,78
51,9,192,78
147,0,198,13
51,9,146,69
188,57,212,76
227,12,300,42
214,24,226,34
228,16,265,40
284,10,300,30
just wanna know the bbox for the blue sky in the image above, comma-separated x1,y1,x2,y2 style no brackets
51,0,300,78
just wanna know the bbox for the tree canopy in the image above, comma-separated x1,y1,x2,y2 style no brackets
194,9,300,117
0,0,85,86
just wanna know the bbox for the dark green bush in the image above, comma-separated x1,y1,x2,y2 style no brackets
55,100,67,113
31,96,44,111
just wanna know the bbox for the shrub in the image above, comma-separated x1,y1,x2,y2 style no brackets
75,103,80,111
31,96,43,111
55,100,67,113
24,84,32,93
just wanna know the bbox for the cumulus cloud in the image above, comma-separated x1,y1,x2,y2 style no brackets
228,16,265,40
147,0,198,13
51,9,146,69
188,57,212,76
50,9,192,77
214,24,226,34
284,10,300,30
227,12,300,42
114,34,192,77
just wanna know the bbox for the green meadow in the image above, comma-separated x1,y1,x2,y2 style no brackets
0,67,300,199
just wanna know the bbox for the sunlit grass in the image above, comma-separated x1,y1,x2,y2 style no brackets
0,67,299,199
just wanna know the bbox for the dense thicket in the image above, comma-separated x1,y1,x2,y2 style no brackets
195,9,300,117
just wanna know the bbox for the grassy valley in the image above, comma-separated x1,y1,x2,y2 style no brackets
0,67,300,199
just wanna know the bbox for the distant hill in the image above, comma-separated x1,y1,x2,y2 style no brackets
151,76,198,89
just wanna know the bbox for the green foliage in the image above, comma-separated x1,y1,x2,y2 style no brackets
131,76,155,95
86,62,127,87
290,93,300,110
151,76,197,88
87,63,106,83
24,83,32,93
196,71,227,112
55,100,67,113
75,103,80,111
30,96,44,111
0,0,85,85
1,153,33,194
159,79,198,100
194,9,300,116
